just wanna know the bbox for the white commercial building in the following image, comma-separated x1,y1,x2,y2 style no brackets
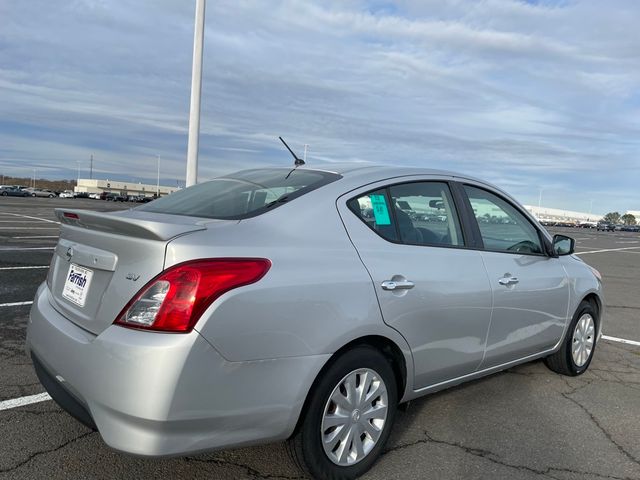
524,205,602,223
75,179,179,198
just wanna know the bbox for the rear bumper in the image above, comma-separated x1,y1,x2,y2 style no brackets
26,283,330,456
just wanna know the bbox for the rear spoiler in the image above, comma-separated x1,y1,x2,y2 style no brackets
55,209,207,241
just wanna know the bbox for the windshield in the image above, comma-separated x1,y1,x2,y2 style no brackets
138,168,341,220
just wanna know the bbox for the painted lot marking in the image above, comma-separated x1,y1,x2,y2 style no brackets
0,393,51,411
0,220,52,223
575,246,640,255
0,227,59,230
0,266,48,271
602,335,640,347
12,236,59,239
0,213,59,224
0,247,55,251
0,301,33,307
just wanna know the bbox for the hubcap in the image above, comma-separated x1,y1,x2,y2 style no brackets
572,313,595,367
321,368,388,466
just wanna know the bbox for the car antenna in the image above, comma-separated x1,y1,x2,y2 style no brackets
279,136,305,167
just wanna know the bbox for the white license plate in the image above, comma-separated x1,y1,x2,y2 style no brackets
62,263,94,307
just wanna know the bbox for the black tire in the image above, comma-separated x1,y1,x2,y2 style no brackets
544,300,598,376
287,346,398,480
1,192,7,196
31,193,36,197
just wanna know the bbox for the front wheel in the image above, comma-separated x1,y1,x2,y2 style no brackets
545,300,598,376
287,346,397,480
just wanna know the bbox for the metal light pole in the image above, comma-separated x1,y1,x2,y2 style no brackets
33,169,36,188
538,188,543,209
186,0,206,187
156,155,160,197
76,161,80,184
303,144,309,163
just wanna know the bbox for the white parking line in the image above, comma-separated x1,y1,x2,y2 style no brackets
0,266,49,271
12,236,59,239
0,247,55,251
602,335,640,347
0,227,59,230
0,393,51,411
0,213,59,224
575,247,640,255
0,301,33,307
0,221,50,223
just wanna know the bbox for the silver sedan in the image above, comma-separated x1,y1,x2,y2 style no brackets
26,165,603,479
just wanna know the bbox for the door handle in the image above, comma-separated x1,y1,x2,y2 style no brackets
381,280,415,291
498,276,519,286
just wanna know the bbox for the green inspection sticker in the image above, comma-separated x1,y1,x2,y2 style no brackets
369,194,391,225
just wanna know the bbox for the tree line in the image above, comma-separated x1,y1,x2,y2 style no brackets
602,212,637,225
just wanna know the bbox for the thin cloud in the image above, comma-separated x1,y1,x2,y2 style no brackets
0,0,638,212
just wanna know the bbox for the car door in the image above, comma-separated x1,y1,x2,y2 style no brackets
338,179,493,389
460,184,570,369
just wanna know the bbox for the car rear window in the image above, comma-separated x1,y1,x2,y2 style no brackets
138,168,341,220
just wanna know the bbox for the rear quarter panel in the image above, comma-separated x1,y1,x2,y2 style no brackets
166,191,413,372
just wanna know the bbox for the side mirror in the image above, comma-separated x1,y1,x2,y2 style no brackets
553,234,575,256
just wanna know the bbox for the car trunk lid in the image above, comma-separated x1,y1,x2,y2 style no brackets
48,208,212,335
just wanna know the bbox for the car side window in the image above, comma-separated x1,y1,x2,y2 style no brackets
388,182,464,246
464,185,543,255
347,189,398,242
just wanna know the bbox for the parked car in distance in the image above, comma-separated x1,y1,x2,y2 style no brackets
621,224,640,232
104,192,127,202
23,188,57,198
59,190,75,199
596,221,615,232
27,165,603,480
1,186,31,197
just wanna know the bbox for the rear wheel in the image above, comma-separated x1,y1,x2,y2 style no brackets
287,346,397,480
545,300,597,376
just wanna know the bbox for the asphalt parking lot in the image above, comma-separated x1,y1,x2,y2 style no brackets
0,197,639,480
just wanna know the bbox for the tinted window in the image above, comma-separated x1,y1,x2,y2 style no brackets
139,169,340,220
348,189,398,241
464,185,543,254
389,182,464,246
348,182,464,247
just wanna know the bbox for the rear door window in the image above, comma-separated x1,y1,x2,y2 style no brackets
347,181,464,247
388,182,464,247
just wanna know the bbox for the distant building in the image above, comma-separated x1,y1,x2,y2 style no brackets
524,205,602,224
75,179,179,197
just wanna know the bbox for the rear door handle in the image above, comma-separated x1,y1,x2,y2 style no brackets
381,280,415,291
498,276,519,286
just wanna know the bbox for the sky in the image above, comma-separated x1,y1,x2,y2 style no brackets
1,0,639,214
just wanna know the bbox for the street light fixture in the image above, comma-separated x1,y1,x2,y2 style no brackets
185,0,206,187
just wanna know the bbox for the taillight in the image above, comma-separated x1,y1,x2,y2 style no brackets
114,258,271,333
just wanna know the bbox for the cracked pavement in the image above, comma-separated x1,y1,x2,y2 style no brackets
0,202,639,479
